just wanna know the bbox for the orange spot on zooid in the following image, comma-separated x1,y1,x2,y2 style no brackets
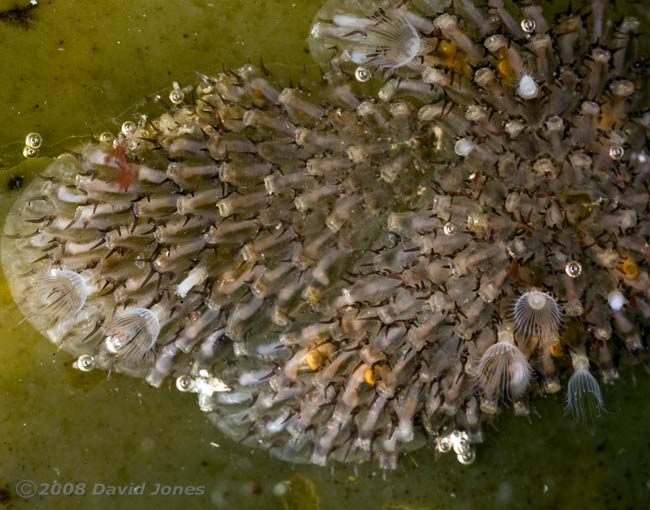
436,40,458,65
618,255,640,280
363,366,376,386
549,341,564,358
306,343,334,371
116,165,136,192
497,58,516,85
432,40,469,73
108,143,136,192
306,350,324,371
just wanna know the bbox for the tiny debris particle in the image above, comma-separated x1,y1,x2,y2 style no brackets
7,175,24,190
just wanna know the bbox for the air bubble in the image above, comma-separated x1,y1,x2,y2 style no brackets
22,146,38,158
354,66,372,83
121,121,137,136
609,145,624,160
436,436,452,453
453,438,471,456
169,88,185,105
565,260,582,278
457,449,476,465
99,132,115,145
443,222,456,236
520,18,536,34
176,375,195,392
25,132,43,149
74,354,95,372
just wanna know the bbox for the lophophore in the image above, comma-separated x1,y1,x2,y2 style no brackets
2,0,649,470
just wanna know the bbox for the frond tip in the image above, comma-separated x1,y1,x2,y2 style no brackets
477,337,531,401
311,2,422,69
566,353,604,423
30,268,88,330
513,290,561,339
345,8,421,69
102,307,160,368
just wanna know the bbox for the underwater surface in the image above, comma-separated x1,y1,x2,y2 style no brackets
0,0,649,509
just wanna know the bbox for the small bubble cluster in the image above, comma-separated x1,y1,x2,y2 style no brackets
22,132,42,158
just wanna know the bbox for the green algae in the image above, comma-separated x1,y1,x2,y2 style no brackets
0,1,649,510
280,474,320,510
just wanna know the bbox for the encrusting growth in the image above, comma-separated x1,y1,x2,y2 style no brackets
2,0,649,468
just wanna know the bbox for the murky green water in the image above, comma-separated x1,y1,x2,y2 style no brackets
0,1,649,509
